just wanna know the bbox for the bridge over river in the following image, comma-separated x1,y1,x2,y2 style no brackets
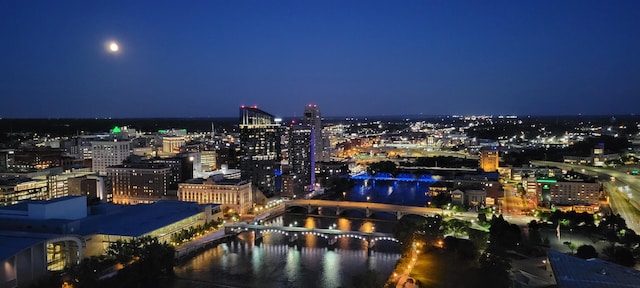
285,199,451,220
225,222,400,253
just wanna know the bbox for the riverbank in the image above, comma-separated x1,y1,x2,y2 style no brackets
172,214,401,288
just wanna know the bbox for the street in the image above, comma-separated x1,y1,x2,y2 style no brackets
532,161,640,232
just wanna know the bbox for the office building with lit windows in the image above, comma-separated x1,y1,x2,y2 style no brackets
288,123,313,195
178,178,252,215
537,178,602,208
106,163,170,204
0,170,100,206
239,106,281,197
302,104,329,162
162,136,186,154
201,150,218,171
479,146,499,172
91,140,131,175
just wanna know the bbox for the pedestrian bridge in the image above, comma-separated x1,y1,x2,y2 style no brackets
225,222,400,252
285,199,444,220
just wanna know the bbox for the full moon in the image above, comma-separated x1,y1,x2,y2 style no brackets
109,42,119,53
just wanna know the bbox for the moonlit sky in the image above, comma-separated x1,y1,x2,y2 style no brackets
1,1,639,118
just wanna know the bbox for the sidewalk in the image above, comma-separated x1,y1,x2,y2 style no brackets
386,240,422,288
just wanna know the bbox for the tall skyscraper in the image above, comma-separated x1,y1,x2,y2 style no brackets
302,104,327,162
239,106,281,197
288,123,312,194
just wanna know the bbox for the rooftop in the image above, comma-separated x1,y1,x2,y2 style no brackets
0,231,59,261
0,198,216,238
76,201,216,237
548,250,640,288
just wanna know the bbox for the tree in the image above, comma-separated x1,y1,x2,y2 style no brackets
443,236,459,251
478,252,512,288
442,219,471,237
603,245,636,267
431,192,452,207
489,215,521,250
457,239,479,261
468,228,489,252
478,213,488,224
393,217,420,243
527,220,542,245
599,214,627,235
576,245,598,259
366,161,397,175
618,228,640,247
563,241,577,254
104,236,175,286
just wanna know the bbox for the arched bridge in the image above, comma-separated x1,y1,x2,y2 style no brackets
285,199,445,220
225,222,400,253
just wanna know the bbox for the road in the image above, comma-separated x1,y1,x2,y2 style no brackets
174,229,227,258
288,199,485,219
531,161,640,232
604,181,640,232
287,199,535,227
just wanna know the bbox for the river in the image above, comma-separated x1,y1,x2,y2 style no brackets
171,214,402,288
171,179,429,288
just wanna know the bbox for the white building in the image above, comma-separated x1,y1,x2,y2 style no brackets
162,136,185,154
91,140,131,175
178,178,252,215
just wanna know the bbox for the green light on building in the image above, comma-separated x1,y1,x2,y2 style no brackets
632,170,639,175
111,126,121,133
537,179,557,183
180,129,187,133
158,130,167,133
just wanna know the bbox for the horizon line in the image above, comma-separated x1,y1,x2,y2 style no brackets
0,113,637,120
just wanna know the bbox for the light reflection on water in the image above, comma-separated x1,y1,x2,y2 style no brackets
350,179,431,206
173,215,401,288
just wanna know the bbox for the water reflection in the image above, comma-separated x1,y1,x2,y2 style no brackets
349,179,431,206
173,215,401,288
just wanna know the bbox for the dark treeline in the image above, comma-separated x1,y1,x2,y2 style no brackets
0,118,238,136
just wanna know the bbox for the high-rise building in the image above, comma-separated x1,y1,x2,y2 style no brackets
302,104,328,162
289,123,312,194
479,146,499,172
107,163,170,204
239,106,281,197
91,140,131,175
201,150,217,172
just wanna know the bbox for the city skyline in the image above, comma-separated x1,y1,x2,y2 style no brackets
2,1,640,118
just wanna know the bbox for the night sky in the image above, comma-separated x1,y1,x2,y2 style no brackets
1,1,639,118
